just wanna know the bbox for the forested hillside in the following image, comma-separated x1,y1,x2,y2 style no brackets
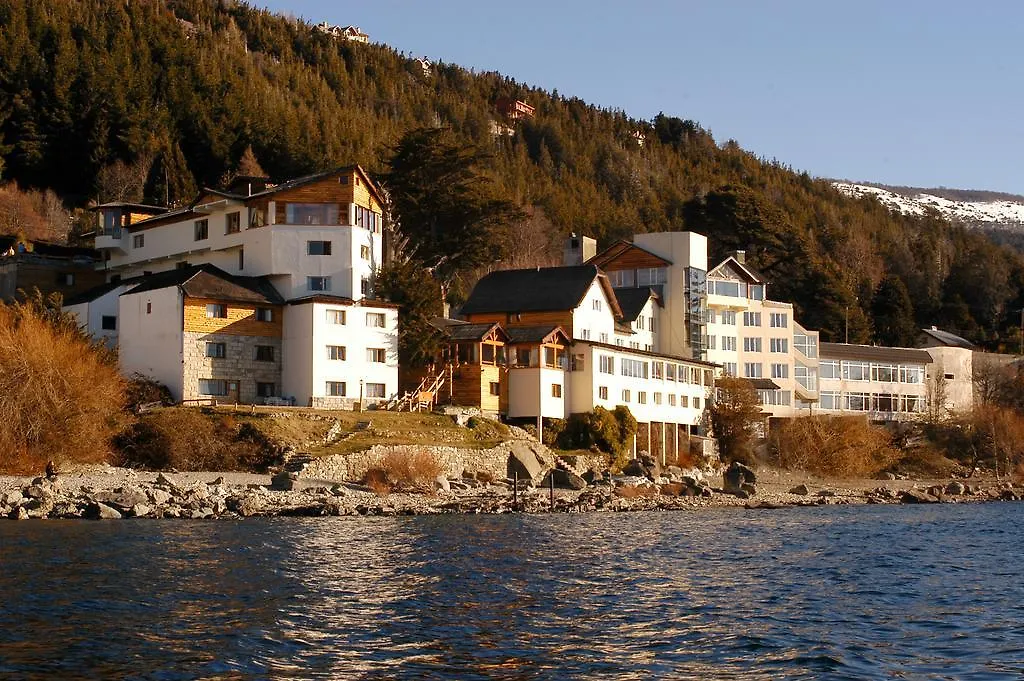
1,0,1023,350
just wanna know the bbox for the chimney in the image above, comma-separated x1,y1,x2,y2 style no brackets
563,233,597,265
733,250,746,264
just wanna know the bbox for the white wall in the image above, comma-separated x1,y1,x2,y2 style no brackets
572,279,618,341
632,231,708,358
118,287,184,400
282,303,314,405
925,347,973,414
507,367,567,419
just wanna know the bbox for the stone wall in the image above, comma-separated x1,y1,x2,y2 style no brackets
298,441,555,483
182,331,282,403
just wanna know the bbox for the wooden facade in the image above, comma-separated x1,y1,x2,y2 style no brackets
183,297,283,337
441,323,510,414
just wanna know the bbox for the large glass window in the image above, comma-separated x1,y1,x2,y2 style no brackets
795,365,816,391
620,358,648,378
769,313,788,328
845,392,871,411
900,366,924,384
794,332,818,358
820,359,840,379
843,361,870,381
871,363,897,383
743,311,761,327
770,338,789,353
709,280,743,297
199,379,228,396
743,337,762,353
286,203,339,225
307,240,332,255
744,362,763,378
819,390,840,410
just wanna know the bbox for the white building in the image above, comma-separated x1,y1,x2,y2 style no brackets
69,167,398,407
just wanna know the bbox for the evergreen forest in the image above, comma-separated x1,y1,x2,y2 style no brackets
1,0,1023,351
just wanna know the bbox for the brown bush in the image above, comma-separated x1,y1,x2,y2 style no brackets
0,303,125,474
112,409,278,472
381,449,443,491
769,415,900,478
362,468,391,496
615,484,659,498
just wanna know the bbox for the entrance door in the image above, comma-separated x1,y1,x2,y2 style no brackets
227,381,240,404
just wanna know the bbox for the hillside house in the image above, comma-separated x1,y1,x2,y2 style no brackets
495,97,535,121
0,236,105,303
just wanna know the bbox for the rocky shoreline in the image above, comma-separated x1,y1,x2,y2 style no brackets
2,464,1022,520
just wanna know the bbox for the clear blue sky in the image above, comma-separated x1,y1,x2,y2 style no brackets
258,0,1024,194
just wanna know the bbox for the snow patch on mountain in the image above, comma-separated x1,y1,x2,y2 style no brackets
834,182,1024,229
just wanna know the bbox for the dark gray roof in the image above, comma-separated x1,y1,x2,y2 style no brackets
505,325,567,344
445,322,506,342
747,378,782,390
460,265,602,315
614,287,659,322
63,275,145,306
820,342,932,364
121,264,283,305
918,327,975,349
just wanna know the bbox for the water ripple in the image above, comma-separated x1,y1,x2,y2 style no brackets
2,505,1024,679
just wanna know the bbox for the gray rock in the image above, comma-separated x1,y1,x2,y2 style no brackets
877,472,897,480
23,485,47,499
740,482,757,497
543,468,587,491
433,476,451,493
507,442,546,482
945,481,966,496
900,489,939,504
148,488,173,505
85,502,123,519
723,462,757,495
209,476,226,486
155,473,180,489
2,490,25,506
789,484,810,495
817,489,836,497
10,506,29,520
271,471,299,491
129,503,151,518
92,489,149,511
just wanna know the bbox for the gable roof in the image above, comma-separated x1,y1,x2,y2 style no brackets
918,327,975,349
614,287,660,322
820,342,932,365
246,164,383,206
587,239,672,270
708,256,769,284
460,265,622,318
63,274,146,306
441,321,510,343
121,264,283,305
505,325,571,345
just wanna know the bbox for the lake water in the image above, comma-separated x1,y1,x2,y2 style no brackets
2,504,1024,680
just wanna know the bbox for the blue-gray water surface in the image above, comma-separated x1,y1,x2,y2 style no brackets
2,504,1024,680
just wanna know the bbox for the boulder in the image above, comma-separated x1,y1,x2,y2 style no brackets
582,469,606,485
507,442,547,483
789,484,810,496
148,488,173,506
129,503,152,518
542,468,587,491
900,489,939,504
270,471,299,491
433,476,451,493
945,481,966,496
1000,489,1019,501
723,461,757,496
92,489,149,512
9,506,29,520
85,502,123,519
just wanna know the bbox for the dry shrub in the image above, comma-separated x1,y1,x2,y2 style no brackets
113,409,277,471
615,484,659,498
362,468,391,496
381,449,443,491
0,304,125,474
770,416,899,478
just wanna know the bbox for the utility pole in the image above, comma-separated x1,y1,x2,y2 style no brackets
845,306,849,344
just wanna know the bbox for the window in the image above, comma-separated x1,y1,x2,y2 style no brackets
620,358,648,378
819,391,840,410
194,219,208,241
721,336,737,351
327,345,346,360
744,362,763,378
367,348,386,363
592,299,602,311
820,360,840,379
845,392,871,411
206,304,227,318
133,234,144,249
307,276,331,292
360,245,370,260
598,386,609,400
516,348,532,366
489,382,500,396
843,360,870,381
365,383,386,399
354,205,380,232
771,363,789,379
621,389,631,402
366,312,385,328
146,302,152,314
666,364,676,381
238,248,244,271
552,384,562,398
900,366,924,384
652,361,664,380
944,373,955,380
758,390,792,406
255,346,275,362
743,312,761,327
256,308,273,322
57,272,74,286
795,365,816,391
249,207,266,228
256,382,277,398
206,342,226,358
668,394,676,406
705,309,716,324
654,392,662,405
199,379,228,396
749,285,765,300
580,328,591,340
226,212,241,234
287,203,339,225
769,338,789,353
706,335,716,350
743,337,762,353
873,393,898,413
794,332,818,358
101,316,117,331
326,381,346,397
721,310,737,325
599,332,609,343
635,316,645,331
903,395,926,413
769,313,788,328
638,392,647,405
872,363,897,383
680,395,689,408
307,240,332,256
709,280,742,297
326,309,347,325
361,278,370,296
599,355,615,374
723,362,738,376
694,397,701,408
